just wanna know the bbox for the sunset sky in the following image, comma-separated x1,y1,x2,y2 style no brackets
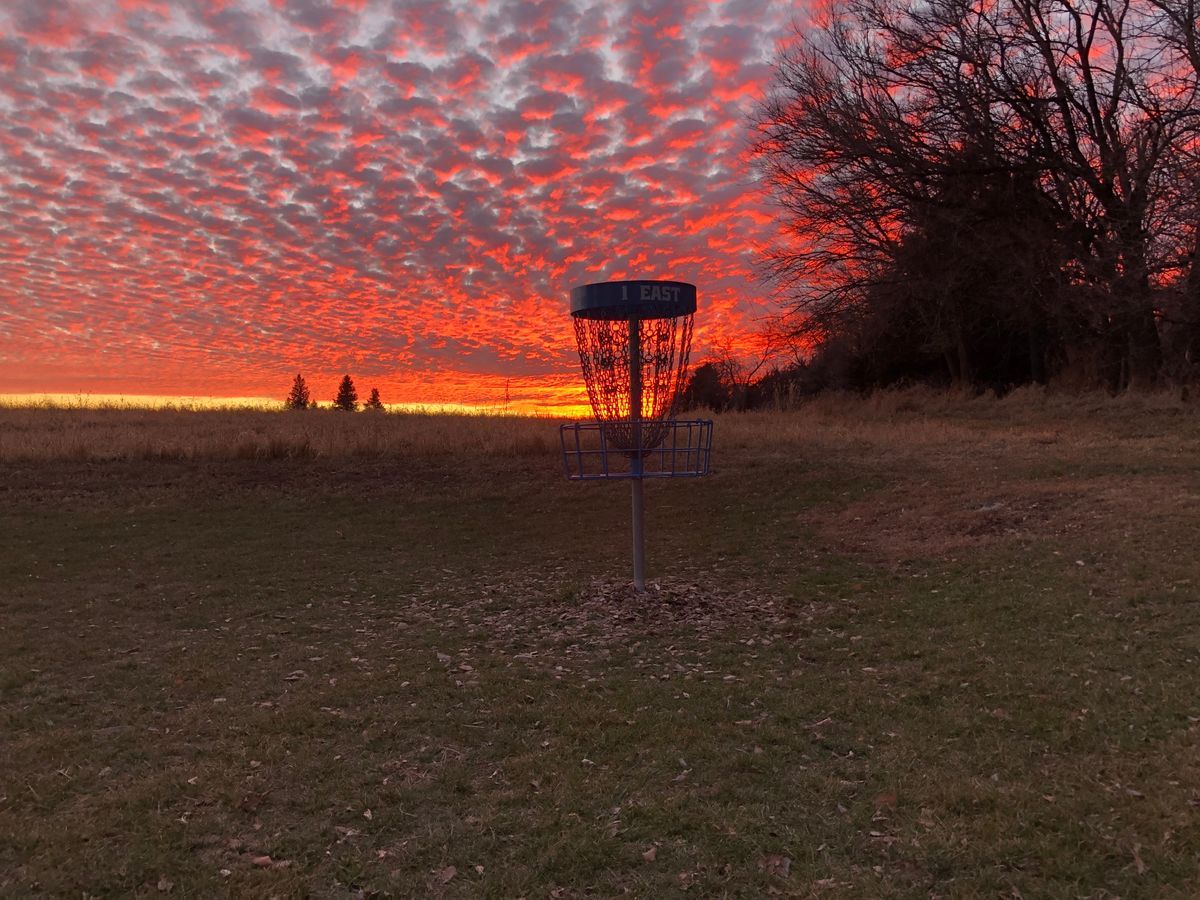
0,0,800,412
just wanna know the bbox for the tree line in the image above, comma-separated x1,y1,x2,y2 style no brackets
285,374,384,411
750,0,1200,393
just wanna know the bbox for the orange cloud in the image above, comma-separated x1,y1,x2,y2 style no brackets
0,0,797,409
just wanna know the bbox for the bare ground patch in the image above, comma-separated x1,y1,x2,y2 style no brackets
398,571,838,690
820,474,1199,564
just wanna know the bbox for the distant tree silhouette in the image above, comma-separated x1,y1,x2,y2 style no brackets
363,387,384,410
681,363,731,412
333,375,359,412
284,373,311,410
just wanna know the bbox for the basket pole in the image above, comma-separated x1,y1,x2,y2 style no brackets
629,316,645,591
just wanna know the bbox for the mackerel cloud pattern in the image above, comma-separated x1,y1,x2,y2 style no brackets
0,0,795,407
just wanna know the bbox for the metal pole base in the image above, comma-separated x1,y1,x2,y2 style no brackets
631,474,645,591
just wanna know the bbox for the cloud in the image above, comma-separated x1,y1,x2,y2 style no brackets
0,0,798,410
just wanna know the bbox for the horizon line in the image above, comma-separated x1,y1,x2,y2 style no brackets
0,392,590,417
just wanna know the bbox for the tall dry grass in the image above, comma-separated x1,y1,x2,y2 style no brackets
0,406,560,462
1,387,1196,462
721,384,1200,456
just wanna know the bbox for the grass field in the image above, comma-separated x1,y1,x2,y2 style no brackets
3,390,1200,896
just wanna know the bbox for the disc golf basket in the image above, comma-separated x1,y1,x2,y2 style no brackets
560,280,713,590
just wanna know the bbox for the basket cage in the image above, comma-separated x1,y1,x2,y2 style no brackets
560,419,713,480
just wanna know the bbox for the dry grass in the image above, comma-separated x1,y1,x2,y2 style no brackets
0,406,559,462
2,385,1196,463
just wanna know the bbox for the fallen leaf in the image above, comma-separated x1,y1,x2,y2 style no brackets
873,791,898,809
760,854,791,878
438,865,457,884
1133,843,1147,875
643,846,657,863
251,855,273,867
156,875,174,892
363,809,373,820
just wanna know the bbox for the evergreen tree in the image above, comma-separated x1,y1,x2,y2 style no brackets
284,373,311,410
364,387,384,411
333,375,359,411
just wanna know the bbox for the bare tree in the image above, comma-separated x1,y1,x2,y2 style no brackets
753,0,1200,389
1143,0,1200,376
705,334,782,410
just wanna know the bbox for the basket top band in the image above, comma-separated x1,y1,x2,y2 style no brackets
570,280,697,321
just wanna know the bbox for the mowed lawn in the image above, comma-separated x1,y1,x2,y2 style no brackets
2,395,1200,896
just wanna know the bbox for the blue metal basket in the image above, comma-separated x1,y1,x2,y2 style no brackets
560,419,713,481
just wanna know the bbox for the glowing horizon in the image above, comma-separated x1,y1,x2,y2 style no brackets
0,391,592,418
0,0,801,404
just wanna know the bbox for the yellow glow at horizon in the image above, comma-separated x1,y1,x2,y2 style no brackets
0,393,593,418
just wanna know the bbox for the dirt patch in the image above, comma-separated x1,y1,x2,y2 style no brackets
821,475,1197,563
